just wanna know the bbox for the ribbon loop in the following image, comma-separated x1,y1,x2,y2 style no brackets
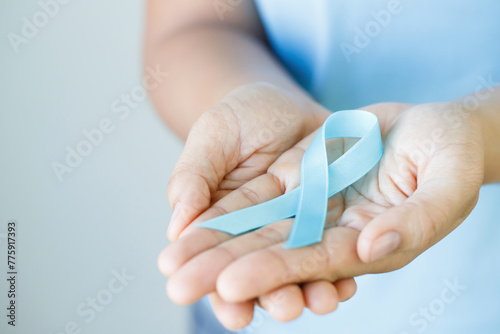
196,110,383,249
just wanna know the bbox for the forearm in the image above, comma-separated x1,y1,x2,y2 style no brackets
145,25,312,139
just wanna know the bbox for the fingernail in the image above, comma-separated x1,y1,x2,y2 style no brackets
344,220,364,231
167,203,182,240
369,231,401,262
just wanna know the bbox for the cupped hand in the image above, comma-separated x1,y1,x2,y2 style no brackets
162,82,358,328
166,82,330,240
160,101,485,328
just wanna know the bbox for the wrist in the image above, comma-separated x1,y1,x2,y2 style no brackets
479,105,500,184
455,85,500,184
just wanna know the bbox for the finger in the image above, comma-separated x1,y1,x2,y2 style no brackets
334,277,357,302
181,142,313,240
357,176,480,263
303,278,357,315
166,108,245,241
168,181,339,304
160,133,317,278
212,279,355,328
302,280,339,315
157,228,227,277
166,132,355,303
166,219,292,304
159,172,285,278
209,293,255,330
167,192,348,304
167,95,316,242
258,284,304,322
359,103,412,135
216,227,393,302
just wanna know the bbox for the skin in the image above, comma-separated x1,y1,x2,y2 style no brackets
145,0,500,330
159,95,500,329
145,0,358,328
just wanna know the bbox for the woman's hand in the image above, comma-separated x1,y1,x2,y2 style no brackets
165,81,331,240
163,81,358,328
159,101,485,327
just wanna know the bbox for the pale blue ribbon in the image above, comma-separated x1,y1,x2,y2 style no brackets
197,110,383,248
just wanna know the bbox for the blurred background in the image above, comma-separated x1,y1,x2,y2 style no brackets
0,1,189,333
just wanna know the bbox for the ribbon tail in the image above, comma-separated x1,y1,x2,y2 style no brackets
196,188,300,234
284,124,329,249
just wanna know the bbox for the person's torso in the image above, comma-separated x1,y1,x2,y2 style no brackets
256,0,500,110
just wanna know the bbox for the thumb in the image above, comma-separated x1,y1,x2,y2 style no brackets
167,110,241,241
357,176,479,263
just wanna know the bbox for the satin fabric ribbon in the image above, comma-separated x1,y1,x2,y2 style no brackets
197,110,383,248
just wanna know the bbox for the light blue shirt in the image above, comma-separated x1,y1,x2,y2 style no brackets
195,1,500,333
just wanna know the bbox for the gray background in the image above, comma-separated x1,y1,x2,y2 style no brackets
0,0,189,333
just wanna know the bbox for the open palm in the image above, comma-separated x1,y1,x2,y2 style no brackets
161,100,484,328
163,82,359,328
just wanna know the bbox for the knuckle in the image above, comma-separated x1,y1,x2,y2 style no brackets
216,244,238,263
253,224,285,245
210,205,229,217
314,238,339,280
238,185,261,206
264,248,290,284
205,101,241,132
408,198,448,250
166,169,187,199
